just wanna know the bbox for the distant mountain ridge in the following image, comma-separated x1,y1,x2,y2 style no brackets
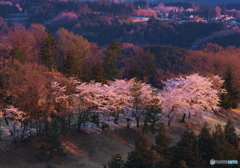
158,0,240,6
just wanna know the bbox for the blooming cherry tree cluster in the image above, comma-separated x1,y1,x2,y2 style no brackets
74,78,163,132
162,74,226,125
75,81,121,132
0,73,227,137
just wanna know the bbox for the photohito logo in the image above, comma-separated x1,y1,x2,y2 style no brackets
210,159,238,165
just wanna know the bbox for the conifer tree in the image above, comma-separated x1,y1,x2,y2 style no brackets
129,60,142,81
197,122,214,166
124,133,154,168
130,80,142,128
224,119,238,148
212,124,237,160
104,153,124,168
40,119,67,159
153,124,172,155
40,31,57,71
143,51,156,84
63,53,79,77
220,67,240,109
10,45,24,64
142,105,162,134
80,64,92,82
171,127,204,168
103,41,122,80
91,61,107,84
152,124,172,167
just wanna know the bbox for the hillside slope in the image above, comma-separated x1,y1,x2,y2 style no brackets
0,109,240,168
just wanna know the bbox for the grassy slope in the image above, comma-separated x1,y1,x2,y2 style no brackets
0,109,240,168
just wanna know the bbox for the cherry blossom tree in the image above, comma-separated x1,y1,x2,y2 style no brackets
47,81,75,133
0,78,163,136
74,78,163,132
108,79,132,127
162,74,226,126
75,81,110,132
0,79,77,140
0,105,35,142
129,79,162,127
100,79,162,128
75,80,121,132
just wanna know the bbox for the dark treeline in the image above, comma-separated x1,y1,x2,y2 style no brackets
105,120,239,168
23,0,134,22
210,33,240,48
62,17,226,47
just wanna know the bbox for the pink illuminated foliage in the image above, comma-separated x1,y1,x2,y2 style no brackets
162,74,226,125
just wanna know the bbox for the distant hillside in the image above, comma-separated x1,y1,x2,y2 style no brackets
158,0,240,6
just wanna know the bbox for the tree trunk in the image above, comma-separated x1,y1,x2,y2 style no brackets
126,118,131,128
4,118,13,136
45,121,49,135
168,111,176,126
36,119,39,136
114,113,119,124
96,113,99,127
181,113,186,123
188,113,191,119
13,125,16,143
168,117,172,126
136,116,140,128
39,119,42,136
114,117,119,124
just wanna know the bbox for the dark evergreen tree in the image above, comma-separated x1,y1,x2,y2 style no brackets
127,49,156,85
130,80,142,128
124,133,155,168
171,127,204,168
40,119,67,159
104,153,124,168
129,60,142,81
143,51,156,84
103,41,122,80
40,31,58,71
91,61,107,83
10,45,24,64
142,105,163,134
197,122,214,167
220,67,240,109
224,119,238,148
80,64,92,82
151,124,172,167
212,124,237,161
63,53,79,77
153,124,171,155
